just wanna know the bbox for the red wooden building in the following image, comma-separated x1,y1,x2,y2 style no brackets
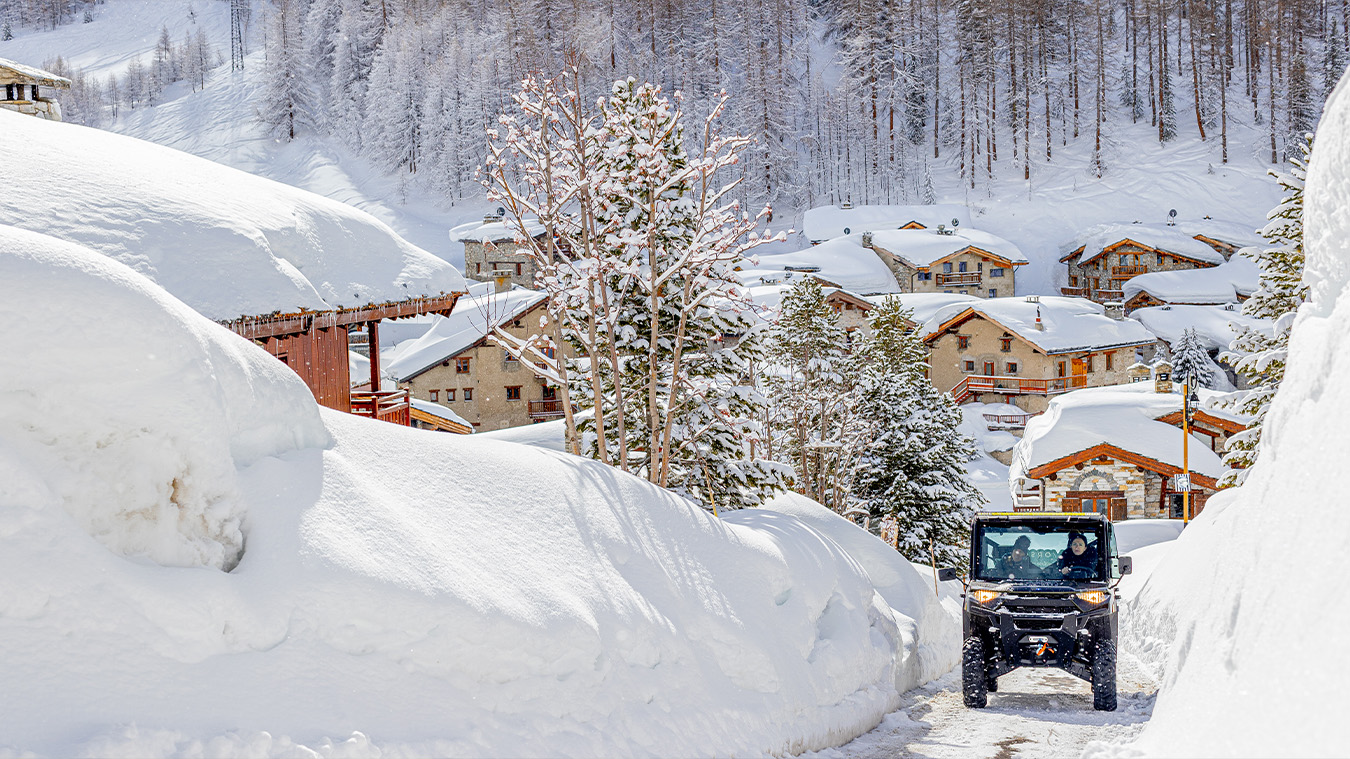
222,294,463,425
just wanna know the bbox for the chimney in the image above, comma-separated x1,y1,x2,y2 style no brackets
493,271,513,293
1104,301,1125,320
861,231,874,248
1034,306,1044,331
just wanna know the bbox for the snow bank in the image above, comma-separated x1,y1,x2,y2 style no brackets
1,237,931,756
754,492,963,694
1098,71,1350,758
1122,248,1259,304
0,109,465,320
738,234,902,294
1129,302,1271,350
802,203,971,243
0,225,328,570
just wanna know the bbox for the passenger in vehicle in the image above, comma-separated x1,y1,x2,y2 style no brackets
999,535,1043,579
1056,532,1099,577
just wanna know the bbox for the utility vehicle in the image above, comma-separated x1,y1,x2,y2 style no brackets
938,512,1132,711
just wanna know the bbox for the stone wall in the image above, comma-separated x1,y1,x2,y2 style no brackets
0,98,62,121
462,239,537,289
1066,241,1219,302
872,244,1018,298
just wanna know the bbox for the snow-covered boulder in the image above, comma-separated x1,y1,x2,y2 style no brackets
0,225,328,571
1103,70,1350,757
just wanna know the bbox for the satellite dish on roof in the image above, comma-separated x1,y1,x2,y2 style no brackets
497,206,506,216
1168,208,1178,226
843,227,851,235
952,218,960,227
1169,209,1177,217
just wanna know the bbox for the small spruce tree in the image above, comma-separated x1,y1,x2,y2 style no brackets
850,297,984,569
1171,328,1216,390
1220,134,1311,486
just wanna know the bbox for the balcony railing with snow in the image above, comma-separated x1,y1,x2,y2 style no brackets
952,374,1088,403
1111,265,1148,276
529,399,566,418
936,272,982,287
351,390,411,425
982,411,1041,428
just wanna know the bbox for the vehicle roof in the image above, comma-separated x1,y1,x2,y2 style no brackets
975,511,1111,522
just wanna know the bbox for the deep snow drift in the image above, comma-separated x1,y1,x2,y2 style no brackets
0,229,957,756
1096,70,1350,758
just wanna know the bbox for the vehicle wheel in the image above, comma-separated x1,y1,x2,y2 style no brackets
1092,639,1117,711
962,636,988,708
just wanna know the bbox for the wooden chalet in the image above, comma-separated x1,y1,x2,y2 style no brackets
222,294,463,425
1026,443,1221,521
1060,224,1232,304
0,57,70,121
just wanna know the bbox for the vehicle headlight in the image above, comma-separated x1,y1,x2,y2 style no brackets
1076,590,1109,606
972,589,1003,606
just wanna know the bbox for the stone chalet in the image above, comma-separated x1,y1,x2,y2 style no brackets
386,287,560,431
1010,380,1248,520
801,202,972,244
0,57,70,121
1060,222,1248,304
865,227,1028,298
1121,249,1258,314
451,214,548,289
920,296,1160,414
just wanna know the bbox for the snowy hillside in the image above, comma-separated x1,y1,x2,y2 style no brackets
1101,69,1350,757
0,227,965,755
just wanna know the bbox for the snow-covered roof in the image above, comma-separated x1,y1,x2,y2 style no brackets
868,227,1029,269
1179,218,1264,250
1062,222,1228,265
862,292,982,324
385,287,548,382
920,296,1157,354
736,234,901,295
1123,248,1260,304
409,398,473,430
802,204,971,243
1128,303,1272,351
0,110,466,321
449,217,548,243
0,56,71,87
1009,383,1229,482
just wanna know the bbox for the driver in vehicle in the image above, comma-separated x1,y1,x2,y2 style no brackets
998,535,1043,579
1056,531,1098,577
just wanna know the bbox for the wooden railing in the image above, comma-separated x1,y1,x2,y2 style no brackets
1096,289,1125,300
936,272,982,286
1060,286,1086,297
529,399,565,418
351,390,411,425
1112,265,1148,276
952,374,1088,403
982,411,1041,428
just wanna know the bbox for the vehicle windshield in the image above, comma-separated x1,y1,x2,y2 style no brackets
974,522,1107,582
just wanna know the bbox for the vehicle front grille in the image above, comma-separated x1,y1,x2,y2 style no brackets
1002,595,1076,615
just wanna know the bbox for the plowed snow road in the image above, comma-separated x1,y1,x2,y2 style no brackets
810,652,1157,759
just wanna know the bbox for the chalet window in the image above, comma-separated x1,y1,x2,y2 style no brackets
957,335,970,350
977,262,984,271
430,390,439,402
476,262,482,273
1000,337,1013,352
506,386,522,400
943,262,953,273
541,386,557,401
1106,352,1115,370
1007,362,1019,374
983,361,995,375
1157,252,1164,265
446,389,456,401
991,268,1005,278
542,346,557,359
456,357,471,373
515,262,523,276
463,388,474,401
1057,361,1066,377
988,289,997,298
31,85,38,99
964,360,976,372
918,272,932,281
958,261,968,273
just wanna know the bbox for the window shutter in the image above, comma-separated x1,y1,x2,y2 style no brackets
1061,498,1082,513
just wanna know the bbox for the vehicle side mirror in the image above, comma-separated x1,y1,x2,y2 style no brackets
937,567,958,582
1116,556,1133,576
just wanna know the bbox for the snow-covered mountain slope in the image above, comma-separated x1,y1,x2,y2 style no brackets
1102,68,1350,758
0,227,956,756
0,109,465,320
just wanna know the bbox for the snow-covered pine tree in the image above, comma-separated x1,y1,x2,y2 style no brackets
1171,327,1216,390
258,0,312,140
850,296,982,569
1219,133,1311,486
767,277,861,510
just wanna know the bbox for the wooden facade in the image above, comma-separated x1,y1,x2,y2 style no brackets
221,294,462,422
1027,442,1220,520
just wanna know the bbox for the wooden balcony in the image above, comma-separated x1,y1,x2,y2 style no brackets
1096,289,1125,301
1112,265,1148,276
936,272,982,287
952,374,1088,403
1060,286,1086,297
351,390,411,425
529,399,566,419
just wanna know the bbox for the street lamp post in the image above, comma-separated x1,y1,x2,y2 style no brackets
1180,381,1199,525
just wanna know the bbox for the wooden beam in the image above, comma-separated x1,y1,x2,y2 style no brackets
368,321,381,393
222,293,463,340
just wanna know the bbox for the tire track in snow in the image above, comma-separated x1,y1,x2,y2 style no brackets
809,651,1156,758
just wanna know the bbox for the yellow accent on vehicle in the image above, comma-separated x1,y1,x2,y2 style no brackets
972,589,1003,605
1076,590,1109,605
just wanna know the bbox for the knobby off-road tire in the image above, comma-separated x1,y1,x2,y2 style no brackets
962,636,989,708
1092,639,1118,711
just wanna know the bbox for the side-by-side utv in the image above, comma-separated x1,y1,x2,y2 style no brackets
940,511,1133,711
